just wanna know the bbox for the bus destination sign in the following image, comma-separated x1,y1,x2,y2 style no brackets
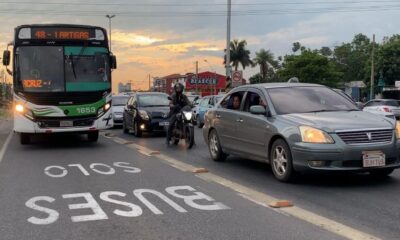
31,28,96,40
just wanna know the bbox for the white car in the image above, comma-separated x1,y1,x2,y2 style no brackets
362,99,398,119
111,95,130,126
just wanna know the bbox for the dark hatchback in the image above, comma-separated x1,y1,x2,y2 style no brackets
123,92,170,137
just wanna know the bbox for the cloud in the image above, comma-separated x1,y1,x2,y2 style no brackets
112,31,164,46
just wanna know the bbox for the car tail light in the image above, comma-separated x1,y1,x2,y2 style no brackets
383,107,391,112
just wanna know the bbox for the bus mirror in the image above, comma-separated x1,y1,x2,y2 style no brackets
110,55,117,69
3,50,10,66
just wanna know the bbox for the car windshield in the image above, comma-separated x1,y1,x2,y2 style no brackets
112,96,129,106
138,94,169,107
381,100,400,107
267,86,359,115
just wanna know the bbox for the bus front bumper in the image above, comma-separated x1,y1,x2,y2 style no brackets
14,112,113,133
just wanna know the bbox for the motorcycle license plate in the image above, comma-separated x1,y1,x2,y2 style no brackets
159,121,169,126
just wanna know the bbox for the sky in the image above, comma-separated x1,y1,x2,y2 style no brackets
0,0,399,91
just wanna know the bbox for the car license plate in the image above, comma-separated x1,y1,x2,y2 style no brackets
60,120,73,127
159,121,169,126
362,151,385,167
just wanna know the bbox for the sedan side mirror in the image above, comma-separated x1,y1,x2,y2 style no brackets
250,105,267,115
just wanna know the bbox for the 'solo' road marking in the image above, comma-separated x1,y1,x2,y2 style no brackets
104,134,381,240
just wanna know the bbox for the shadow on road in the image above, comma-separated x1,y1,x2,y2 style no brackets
225,156,398,188
22,133,102,149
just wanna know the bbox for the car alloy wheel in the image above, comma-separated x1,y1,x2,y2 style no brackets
272,146,287,176
208,130,227,162
270,139,295,182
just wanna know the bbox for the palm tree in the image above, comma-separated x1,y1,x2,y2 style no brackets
224,39,253,71
252,49,276,79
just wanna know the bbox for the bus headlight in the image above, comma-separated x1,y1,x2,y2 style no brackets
15,104,24,113
104,103,111,111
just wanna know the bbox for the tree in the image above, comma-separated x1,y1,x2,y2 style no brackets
252,49,277,80
292,42,301,53
224,39,253,71
377,35,400,85
333,33,372,83
249,73,265,84
277,49,343,87
320,47,332,57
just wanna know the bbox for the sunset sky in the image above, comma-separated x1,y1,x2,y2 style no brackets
0,0,399,91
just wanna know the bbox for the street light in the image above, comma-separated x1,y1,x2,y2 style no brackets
106,14,116,52
204,59,217,95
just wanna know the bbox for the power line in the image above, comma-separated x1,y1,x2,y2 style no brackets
0,4,399,17
0,0,399,7
0,4,399,19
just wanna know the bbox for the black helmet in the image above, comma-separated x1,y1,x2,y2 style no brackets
174,82,184,93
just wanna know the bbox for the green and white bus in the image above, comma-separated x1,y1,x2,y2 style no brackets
2,24,117,144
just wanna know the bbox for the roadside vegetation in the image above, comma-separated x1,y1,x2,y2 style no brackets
224,34,400,89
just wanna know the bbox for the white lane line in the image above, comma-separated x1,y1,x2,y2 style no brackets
0,130,13,164
102,134,380,240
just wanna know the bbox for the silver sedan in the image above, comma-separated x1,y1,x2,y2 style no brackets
203,83,400,182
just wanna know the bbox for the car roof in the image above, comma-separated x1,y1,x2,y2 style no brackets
235,82,323,90
135,92,168,96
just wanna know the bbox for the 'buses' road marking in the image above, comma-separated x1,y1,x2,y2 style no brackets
102,133,380,240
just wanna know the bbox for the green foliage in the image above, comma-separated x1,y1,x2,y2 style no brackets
377,35,400,85
224,39,253,71
333,34,372,83
252,49,278,80
277,50,343,87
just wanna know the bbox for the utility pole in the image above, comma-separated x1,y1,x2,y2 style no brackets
106,14,116,52
195,61,198,94
148,74,151,91
226,0,231,78
204,59,216,95
370,34,375,100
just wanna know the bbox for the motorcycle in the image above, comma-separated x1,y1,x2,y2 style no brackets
166,105,195,149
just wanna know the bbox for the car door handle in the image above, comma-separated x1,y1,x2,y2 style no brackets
216,114,221,119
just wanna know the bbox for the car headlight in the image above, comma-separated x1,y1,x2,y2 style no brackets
139,110,149,120
396,121,400,139
299,126,334,144
183,111,193,121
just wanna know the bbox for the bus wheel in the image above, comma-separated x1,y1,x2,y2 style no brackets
88,131,99,142
20,133,31,145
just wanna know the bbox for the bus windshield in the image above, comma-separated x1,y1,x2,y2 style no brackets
16,46,110,92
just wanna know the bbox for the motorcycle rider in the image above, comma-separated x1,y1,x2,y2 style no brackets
166,82,191,144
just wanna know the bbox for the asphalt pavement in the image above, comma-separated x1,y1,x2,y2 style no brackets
0,132,345,240
109,127,400,240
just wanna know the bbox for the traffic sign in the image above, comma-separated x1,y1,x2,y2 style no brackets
232,70,242,87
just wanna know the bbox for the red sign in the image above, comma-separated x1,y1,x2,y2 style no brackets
186,72,226,90
232,71,242,87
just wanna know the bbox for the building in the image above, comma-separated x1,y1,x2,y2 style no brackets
153,71,246,96
118,82,132,94
153,74,186,94
186,71,246,96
